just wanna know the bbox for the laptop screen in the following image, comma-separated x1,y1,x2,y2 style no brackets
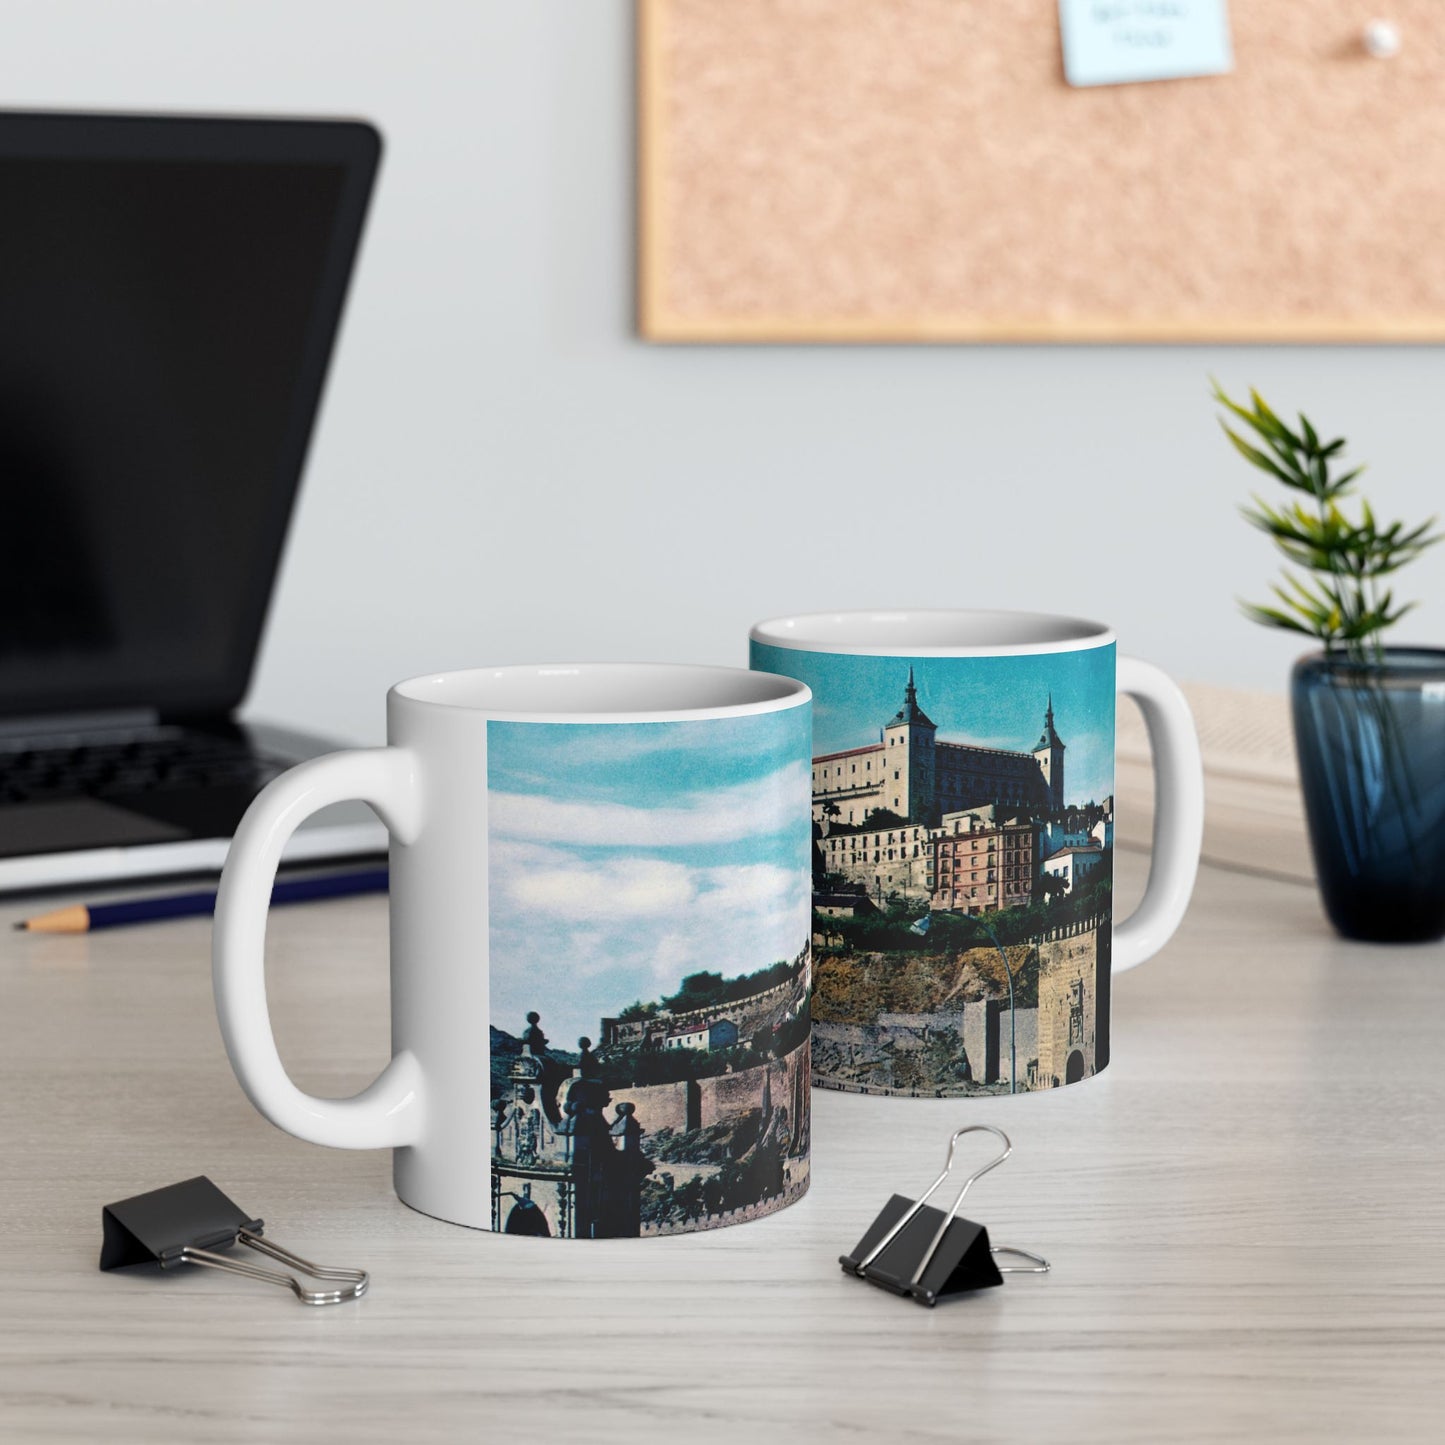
0,115,378,720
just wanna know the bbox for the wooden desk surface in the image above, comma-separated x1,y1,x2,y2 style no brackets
2,851,1443,1444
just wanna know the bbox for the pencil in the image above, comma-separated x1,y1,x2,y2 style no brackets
14,867,389,934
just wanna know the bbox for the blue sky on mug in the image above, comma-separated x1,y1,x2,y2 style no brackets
751,642,1117,807
487,709,812,1048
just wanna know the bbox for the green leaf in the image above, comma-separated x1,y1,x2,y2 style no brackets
1221,425,1298,486
1215,383,1301,456
1249,389,1300,446
1239,602,1317,637
1396,518,1441,549
1273,577,1333,627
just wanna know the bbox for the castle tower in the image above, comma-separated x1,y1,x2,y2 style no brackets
881,666,937,823
1032,694,1065,812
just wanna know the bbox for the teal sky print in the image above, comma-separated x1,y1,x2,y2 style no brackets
487,707,811,1048
750,642,1116,808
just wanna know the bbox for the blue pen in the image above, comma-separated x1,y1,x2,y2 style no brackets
15,867,389,933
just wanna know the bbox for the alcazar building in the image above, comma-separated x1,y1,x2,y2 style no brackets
811,669,1065,829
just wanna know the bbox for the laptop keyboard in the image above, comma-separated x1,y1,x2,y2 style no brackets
0,729,289,806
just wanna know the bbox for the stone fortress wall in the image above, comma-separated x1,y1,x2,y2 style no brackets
608,1042,810,1139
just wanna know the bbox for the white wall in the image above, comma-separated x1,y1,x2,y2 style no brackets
7,0,1444,743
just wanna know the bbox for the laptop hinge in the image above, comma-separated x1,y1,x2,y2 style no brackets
0,708,162,743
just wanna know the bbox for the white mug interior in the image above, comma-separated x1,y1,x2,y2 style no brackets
392,661,809,719
750,609,1114,656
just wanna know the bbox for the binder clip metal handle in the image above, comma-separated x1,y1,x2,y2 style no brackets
840,1126,1050,1306
991,1245,1051,1273
179,1227,369,1306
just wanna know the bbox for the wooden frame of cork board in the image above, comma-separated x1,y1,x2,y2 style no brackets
637,0,1445,343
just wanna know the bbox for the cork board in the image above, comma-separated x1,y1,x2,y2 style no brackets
638,0,1445,341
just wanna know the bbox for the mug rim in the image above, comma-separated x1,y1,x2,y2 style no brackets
389,661,811,723
750,608,1115,657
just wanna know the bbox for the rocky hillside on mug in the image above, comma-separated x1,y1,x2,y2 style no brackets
812,943,1040,1026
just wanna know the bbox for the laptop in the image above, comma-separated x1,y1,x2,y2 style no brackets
0,112,388,892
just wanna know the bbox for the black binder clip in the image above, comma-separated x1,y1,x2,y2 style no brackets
840,1125,1049,1307
100,1176,368,1306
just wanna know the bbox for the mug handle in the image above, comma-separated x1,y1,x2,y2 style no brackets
1112,658,1205,974
212,747,427,1148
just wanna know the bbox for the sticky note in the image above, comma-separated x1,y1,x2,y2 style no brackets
1059,0,1233,87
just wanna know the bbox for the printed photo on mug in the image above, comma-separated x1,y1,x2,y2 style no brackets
771,649,1112,1096
486,708,813,1236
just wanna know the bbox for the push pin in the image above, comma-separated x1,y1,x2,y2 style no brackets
100,1176,368,1305
1363,20,1401,59
840,1125,1048,1307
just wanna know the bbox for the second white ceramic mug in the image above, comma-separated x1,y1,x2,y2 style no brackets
750,610,1204,1096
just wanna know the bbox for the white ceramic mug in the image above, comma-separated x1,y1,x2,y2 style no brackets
750,610,1204,1096
213,663,814,1235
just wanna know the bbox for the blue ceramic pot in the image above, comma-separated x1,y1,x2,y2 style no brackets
1291,648,1445,942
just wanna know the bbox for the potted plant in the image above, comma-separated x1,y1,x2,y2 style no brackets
1216,383,1445,942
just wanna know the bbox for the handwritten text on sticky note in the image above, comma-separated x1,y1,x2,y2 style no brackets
1059,1,1233,87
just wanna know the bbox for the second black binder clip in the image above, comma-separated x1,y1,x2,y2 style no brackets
840,1124,1049,1307
100,1176,369,1306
